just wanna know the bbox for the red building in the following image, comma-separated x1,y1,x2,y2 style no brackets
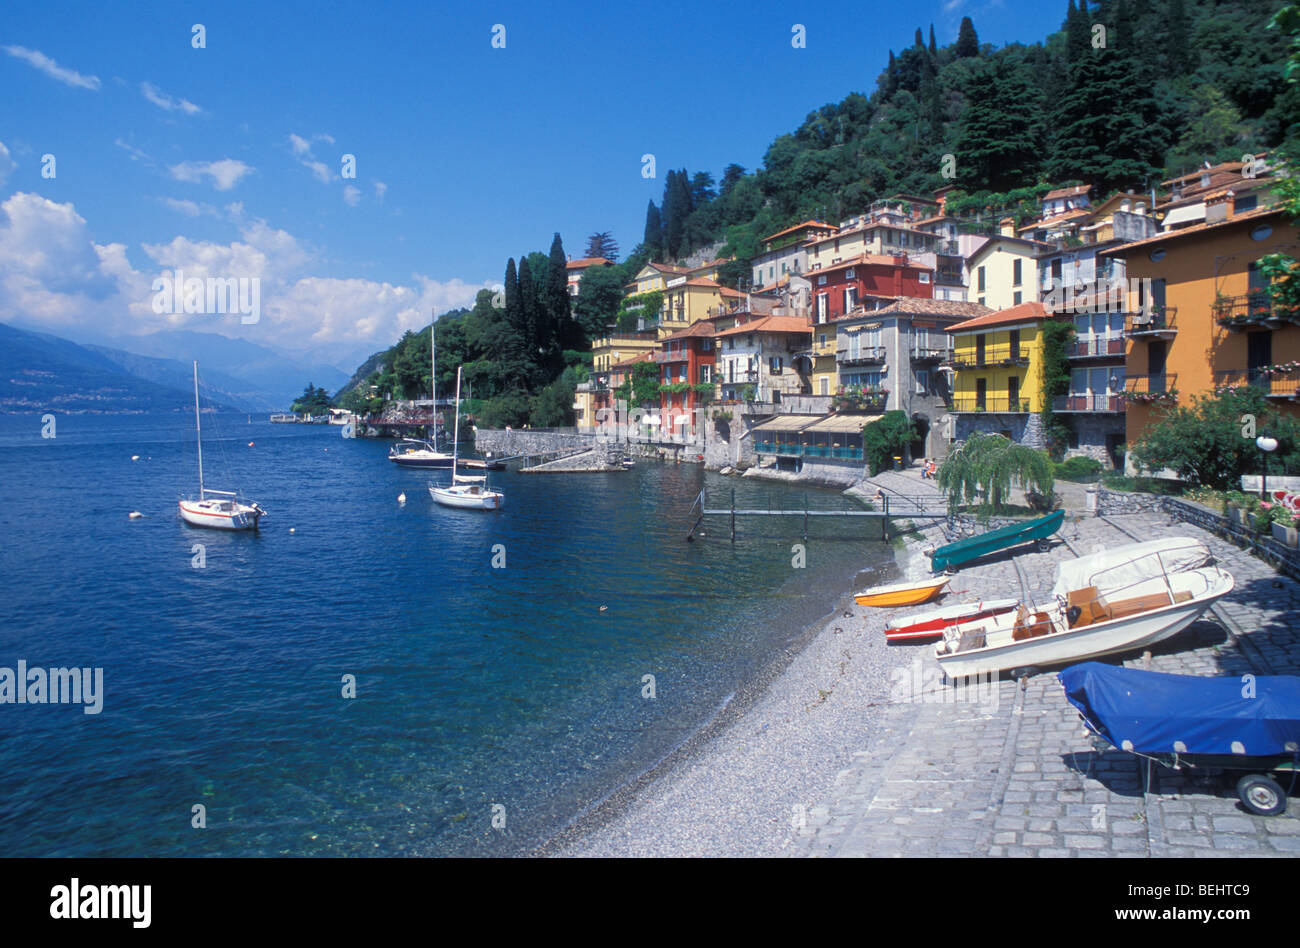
811,253,933,322
657,320,718,435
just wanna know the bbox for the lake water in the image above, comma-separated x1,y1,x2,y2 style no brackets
0,413,892,856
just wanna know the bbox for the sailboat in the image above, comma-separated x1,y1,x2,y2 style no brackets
429,366,504,510
178,362,266,530
389,319,455,468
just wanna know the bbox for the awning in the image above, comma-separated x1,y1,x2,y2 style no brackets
751,415,821,433
1162,204,1205,228
801,414,882,433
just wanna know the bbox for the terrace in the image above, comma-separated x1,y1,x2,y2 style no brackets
1052,393,1123,412
1066,336,1126,359
1213,366,1300,400
1214,293,1295,331
950,395,1031,413
1125,306,1177,339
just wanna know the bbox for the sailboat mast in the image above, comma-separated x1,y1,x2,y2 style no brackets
430,310,437,446
193,360,204,497
451,365,462,473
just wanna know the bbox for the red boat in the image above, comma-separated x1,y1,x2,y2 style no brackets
884,598,1019,642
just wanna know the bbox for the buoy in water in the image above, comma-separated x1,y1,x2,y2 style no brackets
131,455,140,461
598,605,608,613
248,441,254,447
128,511,143,519
289,527,296,533
398,492,406,504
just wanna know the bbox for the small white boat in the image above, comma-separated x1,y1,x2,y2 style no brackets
178,362,265,531
389,438,455,468
428,366,503,511
885,598,1019,642
935,565,1234,677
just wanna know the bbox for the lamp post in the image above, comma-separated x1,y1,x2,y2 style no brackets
1257,435,1278,500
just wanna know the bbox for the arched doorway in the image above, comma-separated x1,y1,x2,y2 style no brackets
910,414,929,462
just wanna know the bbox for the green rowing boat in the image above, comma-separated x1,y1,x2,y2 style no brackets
930,509,1064,572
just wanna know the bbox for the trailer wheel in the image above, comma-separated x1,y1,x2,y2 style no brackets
1036,539,1051,553
1236,774,1287,816
1009,666,1041,681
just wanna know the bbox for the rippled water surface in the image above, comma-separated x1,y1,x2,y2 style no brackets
0,413,891,855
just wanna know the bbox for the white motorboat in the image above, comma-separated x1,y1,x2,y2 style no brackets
389,438,455,468
178,362,265,531
935,565,1234,677
429,366,504,511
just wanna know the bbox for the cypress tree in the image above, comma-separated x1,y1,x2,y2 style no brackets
516,254,539,383
955,16,979,57
643,200,663,260
928,24,938,59
1166,0,1191,75
502,257,529,388
546,232,578,356
914,27,924,48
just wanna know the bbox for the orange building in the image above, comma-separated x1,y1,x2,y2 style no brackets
1103,193,1300,449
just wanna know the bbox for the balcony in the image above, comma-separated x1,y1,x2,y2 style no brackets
1066,337,1126,360
1125,373,1178,406
950,395,1031,413
1213,367,1300,400
1125,307,1177,340
1215,293,1297,331
1052,393,1123,413
835,346,887,366
951,345,1030,369
723,370,759,384
654,348,688,363
911,344,954,362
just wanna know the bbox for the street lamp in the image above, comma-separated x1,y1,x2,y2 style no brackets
1257,435,1279,500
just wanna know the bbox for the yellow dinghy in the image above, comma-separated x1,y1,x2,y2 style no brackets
854,576,950,607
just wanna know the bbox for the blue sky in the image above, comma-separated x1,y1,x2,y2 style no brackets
1,0,1067,369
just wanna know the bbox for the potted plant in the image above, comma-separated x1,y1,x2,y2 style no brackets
1269,505,1299,548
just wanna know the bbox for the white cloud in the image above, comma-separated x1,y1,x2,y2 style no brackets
0,192,486,363
0,142,16,188
140,81,201,115
288,133,336,184
159,197,222,218
114,138,151,163
3,45,100,90
168,159,254,191
373,181,387,202
343,185,361,207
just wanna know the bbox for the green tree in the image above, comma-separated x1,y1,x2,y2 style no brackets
643,200,663,260
572,263,626,339
955,16,980,57
583,231,619,261
862,411,919,475
1131,387,1300,489
1039,320,1076,459
291,383,332,415
937,432,1056,520
954,56,1046,192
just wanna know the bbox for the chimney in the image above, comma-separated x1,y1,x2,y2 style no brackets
1205,190,1233,224
999,217,1016,237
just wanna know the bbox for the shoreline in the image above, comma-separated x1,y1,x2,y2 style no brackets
549,514,940,857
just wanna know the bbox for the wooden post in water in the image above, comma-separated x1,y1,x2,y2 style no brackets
882,494,890,542
730,487,736,543
803,493,809,542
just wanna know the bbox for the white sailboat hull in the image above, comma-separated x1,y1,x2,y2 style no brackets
178,499,263,530
935,568,1234,677
429,485,504,510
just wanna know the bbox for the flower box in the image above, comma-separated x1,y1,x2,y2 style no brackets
1273,521,1299,548
1228,506,1250,527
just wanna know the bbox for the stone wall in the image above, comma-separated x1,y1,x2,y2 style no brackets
1065,414,1125,469
474,428,596,457
953,412,1044,448
520,441,625,473
1096,487,1165,516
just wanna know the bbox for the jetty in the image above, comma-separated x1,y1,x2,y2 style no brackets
686,484,947,542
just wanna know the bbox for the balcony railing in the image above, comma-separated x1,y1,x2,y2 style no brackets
950,395,1031,413
911,345,954,362
1213,367,1300,399
1214,293,1295,330
754,441,865,461
836,346,887,366
951,345,1030,369
1066,337,1126,359
723,370,759,384
654,348,688,363
1125,307,1177,338
1052,393,1123,413
1125,373,1178,405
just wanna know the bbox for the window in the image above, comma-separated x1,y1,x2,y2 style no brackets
1235,195,1258,214
1251,224,1273,241
1148,248,1166,262
844,287,857,311
816,293,828,322
1013,291,1022,305
769,356,783,374
817,333,827,346
700,338,713,351
817,275,827,286
846,268,856,278
977,266,986,292
919,272,931,283
1007,375,1020,408
1013,259,1022,286
915,369,929,394
699,365,712,384
819,376,829,395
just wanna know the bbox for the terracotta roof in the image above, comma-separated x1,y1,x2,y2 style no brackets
1018,209,1091,232
689,257,731,271
817,253,930,275
1100,206,1286,256
1161,157,1265,188
870,299,994,319
714,315,813,337
1043,184,1092,201
660,319,720,341
946,301,1051,333
647,262,689,274
611,352,655,369
680,277,725,289
566,257,612,269
762,220,837,243
719,287,745,298
968,234,1053,256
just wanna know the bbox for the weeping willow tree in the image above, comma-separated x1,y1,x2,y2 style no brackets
936,432,1055,520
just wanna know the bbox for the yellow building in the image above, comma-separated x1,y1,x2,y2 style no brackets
810,322,838,397
590,331,659,373
658,278,744,337
628,262,688,296
947,301,1052,445
965,225,1050,310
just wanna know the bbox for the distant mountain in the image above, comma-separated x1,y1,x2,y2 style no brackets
84,346,268,413
0,322,238,413
101,330,351,410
